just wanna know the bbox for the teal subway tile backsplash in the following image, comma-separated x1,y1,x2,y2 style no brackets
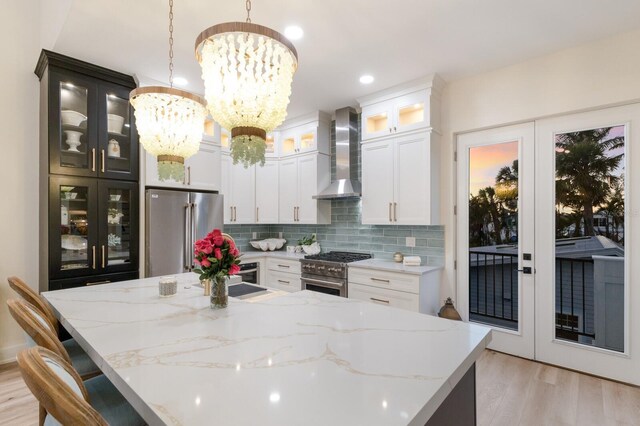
224,116,445,266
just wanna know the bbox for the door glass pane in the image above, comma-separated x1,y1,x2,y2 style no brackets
366,112,388,133
282,136,295,155
468,141,519,330
555,126,625,352
60,81,90,170
107,188,132,266
60,185,89,270
105,93,131,173
300,132,314,151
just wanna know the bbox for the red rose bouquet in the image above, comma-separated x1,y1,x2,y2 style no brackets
193,229,241,308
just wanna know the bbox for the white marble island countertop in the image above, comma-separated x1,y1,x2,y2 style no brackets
44,274,490,426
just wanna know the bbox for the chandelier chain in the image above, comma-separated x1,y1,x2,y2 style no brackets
245,0,252,23
168,0,175,87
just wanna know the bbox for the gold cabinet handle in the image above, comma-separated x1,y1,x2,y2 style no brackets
86,280,110,286
256,206,259,222
394,202,397,222
234,206,237,222
101,245,106,268
370,297,390,304
91,148,96,172
277,264,290,269
371,277,390,283
187,166,191,185
389,203,392,222
92,246,96,269
393,126,397,132
101,149,105,173
230,206,233,221
277,280,290,284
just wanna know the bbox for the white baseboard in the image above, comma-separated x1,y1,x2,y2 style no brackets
0,342,26,365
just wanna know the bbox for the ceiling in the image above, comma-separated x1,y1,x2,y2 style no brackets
50,0,640,119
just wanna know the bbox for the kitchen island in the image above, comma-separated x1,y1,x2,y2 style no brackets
43,274,491,425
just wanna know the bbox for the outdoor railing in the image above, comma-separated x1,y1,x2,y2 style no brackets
556,257,595,339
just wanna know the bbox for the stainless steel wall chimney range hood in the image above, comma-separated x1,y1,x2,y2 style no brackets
313,107,361,199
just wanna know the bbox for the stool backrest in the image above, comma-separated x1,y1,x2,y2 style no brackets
17,347,106,426
7,276,58,333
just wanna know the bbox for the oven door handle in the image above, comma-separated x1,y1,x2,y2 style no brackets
238,268,259,274
302,277,344,288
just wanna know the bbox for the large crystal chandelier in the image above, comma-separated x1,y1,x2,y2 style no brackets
130,0,207,181
195,0,298,167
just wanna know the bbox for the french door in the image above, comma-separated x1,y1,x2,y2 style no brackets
457,123,536,359
457,105,640,384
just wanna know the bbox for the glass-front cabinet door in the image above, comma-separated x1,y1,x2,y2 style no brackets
50,71,98,177
98,181,139,274
50,176,98,279
98,83,138,180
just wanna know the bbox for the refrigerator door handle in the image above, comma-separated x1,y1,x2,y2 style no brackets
184,203,191,271
191,203,197,270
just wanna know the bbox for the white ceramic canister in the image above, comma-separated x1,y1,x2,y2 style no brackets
107,139,120,157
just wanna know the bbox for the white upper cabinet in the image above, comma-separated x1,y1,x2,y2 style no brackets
144,140,221,191
277,112,331,157
361,131,440,226
278,153,331,224
221,153,256,224
358,75,444,141
255,160,279,223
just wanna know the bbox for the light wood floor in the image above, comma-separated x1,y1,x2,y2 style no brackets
1,350,639,425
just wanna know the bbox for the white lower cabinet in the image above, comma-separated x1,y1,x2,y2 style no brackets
361,130,439,225
348,266,441,314
145,141,221,191
265,258,302,292
349,283,419,312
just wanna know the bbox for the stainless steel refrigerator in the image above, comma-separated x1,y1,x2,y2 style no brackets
145,188,224,277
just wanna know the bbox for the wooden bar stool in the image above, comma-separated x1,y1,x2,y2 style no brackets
7,276,59,334
7,299,101,380
17,347,145,426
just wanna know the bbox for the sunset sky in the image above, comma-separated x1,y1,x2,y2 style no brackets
469,141,518,196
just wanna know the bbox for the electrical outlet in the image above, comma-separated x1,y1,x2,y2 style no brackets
312,233,317,239
406,237,416,247
252,232,257,239
279,232,283,239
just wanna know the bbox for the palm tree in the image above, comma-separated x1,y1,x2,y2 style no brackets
555,128,623,236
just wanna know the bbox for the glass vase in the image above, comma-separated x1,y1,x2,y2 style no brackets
210,276,228,309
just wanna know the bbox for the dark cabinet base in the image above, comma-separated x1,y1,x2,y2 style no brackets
426,363,476,426
48,271,138,291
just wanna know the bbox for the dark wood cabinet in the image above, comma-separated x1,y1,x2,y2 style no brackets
37,50,139,291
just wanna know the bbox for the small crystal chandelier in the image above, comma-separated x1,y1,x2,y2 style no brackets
130,0,207,181
195,0,298,167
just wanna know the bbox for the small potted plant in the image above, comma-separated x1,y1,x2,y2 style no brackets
193,229,241,309
298,234,320,255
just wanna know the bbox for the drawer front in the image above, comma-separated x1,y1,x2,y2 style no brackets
348,267,420,294
348,283,419,312
265,270,301,293
266,257,301,274
48,271,139,291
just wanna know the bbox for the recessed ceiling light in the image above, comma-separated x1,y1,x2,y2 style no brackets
173,76,188,87
284,25,304,40
359,75,374,84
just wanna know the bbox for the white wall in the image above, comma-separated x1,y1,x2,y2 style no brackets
0,1,42,362
439,28,640,301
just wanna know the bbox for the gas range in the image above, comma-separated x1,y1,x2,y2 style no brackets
300,251,372,297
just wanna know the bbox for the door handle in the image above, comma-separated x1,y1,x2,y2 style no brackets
91,246,96,269
517,267,533,274
393,126,397,132
370,277,390,283
256,206,259,222
101,245,105,268
187,166,191,185
234,206,237,222
389,203,392,222
85,280,110,286
184,203,191,270
230,206,233,222
277,280,290,284
393,202,397,222
370,297,390,304
101,149,105,173
91,148,96,172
